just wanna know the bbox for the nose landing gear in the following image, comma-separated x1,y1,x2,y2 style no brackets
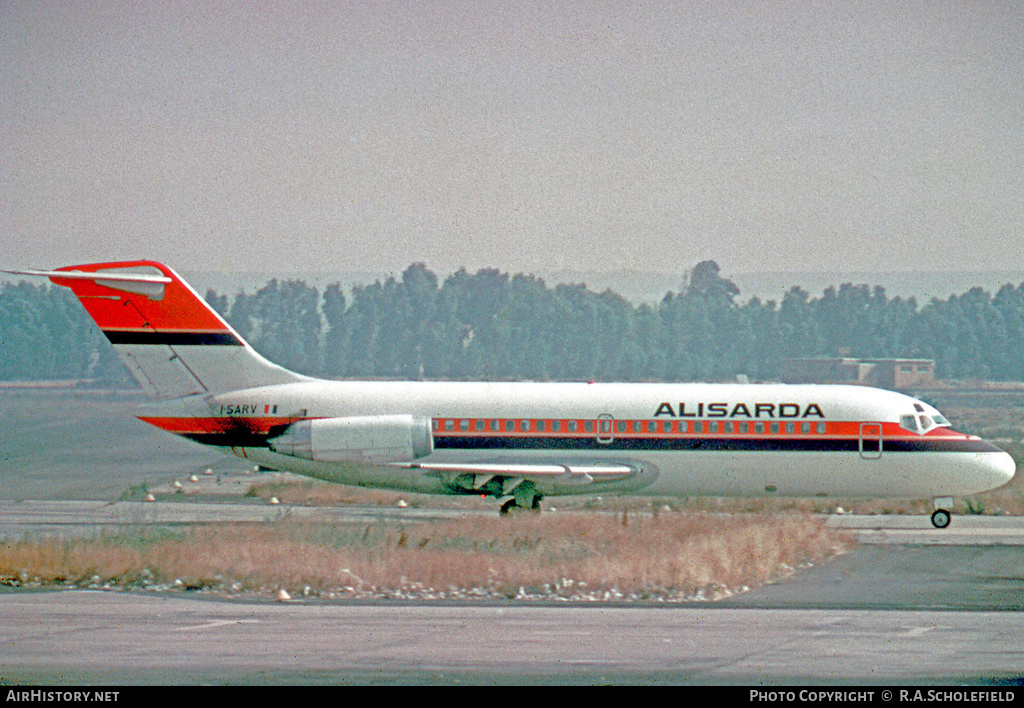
931,497,953,529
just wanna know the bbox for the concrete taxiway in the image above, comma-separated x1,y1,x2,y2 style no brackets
2,498,1024,543
2,591,1023,685
0,498,477,537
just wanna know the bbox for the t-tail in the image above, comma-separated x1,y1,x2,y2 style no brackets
4,261,308,397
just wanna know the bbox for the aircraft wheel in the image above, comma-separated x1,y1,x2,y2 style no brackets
930,509,952,529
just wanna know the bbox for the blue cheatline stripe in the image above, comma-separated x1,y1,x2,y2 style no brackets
103,330,243,346
432,435,1003,454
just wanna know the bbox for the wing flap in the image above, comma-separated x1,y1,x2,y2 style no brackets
399,461,636,485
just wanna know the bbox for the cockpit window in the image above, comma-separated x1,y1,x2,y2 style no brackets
909,401,952,430
902,412,945,434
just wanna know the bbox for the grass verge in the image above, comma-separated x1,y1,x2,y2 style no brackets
0,512,848,602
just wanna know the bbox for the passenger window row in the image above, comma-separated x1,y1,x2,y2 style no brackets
433,418,830,435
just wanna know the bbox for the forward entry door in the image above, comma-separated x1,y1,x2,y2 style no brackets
859,423,883,459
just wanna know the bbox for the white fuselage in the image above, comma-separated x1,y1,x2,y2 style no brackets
138,380,1016,501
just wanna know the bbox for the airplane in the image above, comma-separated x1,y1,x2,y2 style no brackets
4,260,1015,528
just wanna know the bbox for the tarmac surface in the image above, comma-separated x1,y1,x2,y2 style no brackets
1,506,1023,685
2,590,1022,685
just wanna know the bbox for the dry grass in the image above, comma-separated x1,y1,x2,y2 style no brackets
0,512,848,601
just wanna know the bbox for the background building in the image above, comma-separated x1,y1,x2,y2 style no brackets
781,358,936,390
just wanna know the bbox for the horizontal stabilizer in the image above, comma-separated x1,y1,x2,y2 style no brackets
3,267,172,298
3,268,172,283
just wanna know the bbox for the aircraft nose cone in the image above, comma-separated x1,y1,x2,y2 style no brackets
990,450,1017,489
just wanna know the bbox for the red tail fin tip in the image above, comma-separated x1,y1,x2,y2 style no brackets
10,261,308,397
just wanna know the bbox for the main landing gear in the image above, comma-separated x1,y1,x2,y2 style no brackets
499,481,543,516
930,497,953,529
500,495,542,515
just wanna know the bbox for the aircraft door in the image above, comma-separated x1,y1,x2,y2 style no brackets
859,423,883,459
597,414,614,445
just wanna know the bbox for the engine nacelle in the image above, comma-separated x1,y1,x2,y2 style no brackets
268,415,433,464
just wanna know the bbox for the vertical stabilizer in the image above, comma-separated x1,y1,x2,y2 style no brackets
20,261,308,397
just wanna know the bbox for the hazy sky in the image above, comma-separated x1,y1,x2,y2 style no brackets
3,1,1023,279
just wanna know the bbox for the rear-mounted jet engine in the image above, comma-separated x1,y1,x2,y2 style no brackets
269,415,433,464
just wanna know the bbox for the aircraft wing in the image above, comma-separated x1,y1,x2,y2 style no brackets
398,460,637,486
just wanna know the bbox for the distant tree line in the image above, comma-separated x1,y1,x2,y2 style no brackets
3,260,1024,384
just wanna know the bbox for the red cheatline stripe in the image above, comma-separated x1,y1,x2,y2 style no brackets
429,418,970,439
138,416,302,435
139,415,971,441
